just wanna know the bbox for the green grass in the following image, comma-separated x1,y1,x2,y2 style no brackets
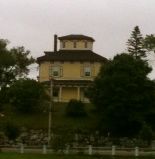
52,103,99,131
0,153,99,159
0,153,154,159
0,103,98,131
0,111,49,129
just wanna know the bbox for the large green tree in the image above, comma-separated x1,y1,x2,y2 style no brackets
0,39,34,88
127,26,155,58
87,54,155,137
127,26,146,59
8,79,49,113
0,39,35,110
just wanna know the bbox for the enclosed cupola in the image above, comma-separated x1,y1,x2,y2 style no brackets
58,34,95,51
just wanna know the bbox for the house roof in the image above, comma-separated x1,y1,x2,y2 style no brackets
58,34,95,42
37,50,107,63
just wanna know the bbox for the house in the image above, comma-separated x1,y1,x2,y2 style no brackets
37,34,107,102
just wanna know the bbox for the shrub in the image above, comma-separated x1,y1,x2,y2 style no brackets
51,130,73,152
0,131,6,145
139,123,153,146
65,99,87,117
51,135,66,152
4,122,20,140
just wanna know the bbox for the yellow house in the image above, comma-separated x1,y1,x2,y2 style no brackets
37,35,107,102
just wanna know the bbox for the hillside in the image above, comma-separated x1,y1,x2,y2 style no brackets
0,103,98,132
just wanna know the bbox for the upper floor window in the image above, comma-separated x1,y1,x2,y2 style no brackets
62,42,66,48
84,41,88,48
51,66,62,77
73,41,77,48
84,66,91,77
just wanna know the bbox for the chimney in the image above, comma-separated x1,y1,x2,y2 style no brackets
54,34,57,52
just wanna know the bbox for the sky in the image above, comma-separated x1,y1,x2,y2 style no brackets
0,0,155,78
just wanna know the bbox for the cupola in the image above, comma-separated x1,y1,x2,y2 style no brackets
58,34,95,51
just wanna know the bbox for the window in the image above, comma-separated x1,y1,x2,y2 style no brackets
52,66,60,77
62,42,66,48
84,66,91,76
73,41,77,48
84,41,88,48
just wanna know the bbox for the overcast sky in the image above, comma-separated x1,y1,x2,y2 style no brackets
0,0,155,78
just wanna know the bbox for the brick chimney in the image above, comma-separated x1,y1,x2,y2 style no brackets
54,34,57,52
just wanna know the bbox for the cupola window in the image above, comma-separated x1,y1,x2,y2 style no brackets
62,42,66,48
84,41,88,48
73,41,77,48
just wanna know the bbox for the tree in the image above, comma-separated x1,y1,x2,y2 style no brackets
87,54,155,137
144,34,155,53
139,123,153,146
127,26,146,59
0,87,9,111
8,79,49,113
0,39,34,88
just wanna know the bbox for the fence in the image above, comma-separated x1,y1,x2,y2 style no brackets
1,144,155,156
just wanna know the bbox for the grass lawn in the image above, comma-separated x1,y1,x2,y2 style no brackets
0,153,99,159
0,103,98,131
0,153,154,159
0,153,155,159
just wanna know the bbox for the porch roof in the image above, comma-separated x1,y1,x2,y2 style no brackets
42,79,93,87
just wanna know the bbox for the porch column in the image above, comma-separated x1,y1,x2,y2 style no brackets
77,87,80,100
59,86,62,102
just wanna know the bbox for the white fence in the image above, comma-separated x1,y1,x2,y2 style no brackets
1,145,155,156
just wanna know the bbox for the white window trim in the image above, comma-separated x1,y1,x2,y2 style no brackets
51,65,62,77
84,66,91,77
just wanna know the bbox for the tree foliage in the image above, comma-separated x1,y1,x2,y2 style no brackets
127,26,155,58
0,39,35,88
87,54,155,137
65,99,87,117
139,123,153,146
8,79,49,113
127,26,146,58
4,121,20,140
0,87,9,110
144,34,155,53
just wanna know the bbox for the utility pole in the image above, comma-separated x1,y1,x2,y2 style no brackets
48,79,53,145
47,34,57,145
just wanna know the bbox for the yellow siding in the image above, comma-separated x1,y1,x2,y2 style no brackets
60,40,93,50
62,62,81,79
39,61,102,82
61,87,77,102
39,62,50,82
94,62,102,76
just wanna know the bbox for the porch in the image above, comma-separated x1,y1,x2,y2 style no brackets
51,80,92,103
